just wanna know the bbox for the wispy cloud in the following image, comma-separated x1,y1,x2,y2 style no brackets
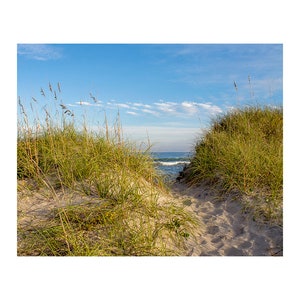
196,102,223,115
153,100,223,117
108,100,158,116
18,44,63,61
154,101,177,113
70,97,223,120
74,101,102,107
75,101,93,106
117,103,131,109
132,103,152,109
126,111,138,116
141,108,160,116
181,101,198,114
158,44,282,103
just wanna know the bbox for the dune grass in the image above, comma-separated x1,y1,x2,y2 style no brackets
17,83,199,256
185,106,283,225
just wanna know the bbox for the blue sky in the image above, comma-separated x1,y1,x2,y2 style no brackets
17,44,282,151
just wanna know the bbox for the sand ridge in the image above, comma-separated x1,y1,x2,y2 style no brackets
171,181,283,256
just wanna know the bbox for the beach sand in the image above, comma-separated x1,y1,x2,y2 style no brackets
17,179,283,256
170,181,283,256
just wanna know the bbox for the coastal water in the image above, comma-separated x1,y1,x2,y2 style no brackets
151,152,191,180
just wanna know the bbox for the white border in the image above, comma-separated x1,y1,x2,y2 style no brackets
1,1,299,299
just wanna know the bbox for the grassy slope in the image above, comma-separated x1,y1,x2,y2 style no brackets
17,86,199,256
185,106,283,225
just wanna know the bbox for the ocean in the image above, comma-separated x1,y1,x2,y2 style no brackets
151,152,191,179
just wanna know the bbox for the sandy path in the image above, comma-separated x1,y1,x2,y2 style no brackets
17,180,283,256
171,181,283,256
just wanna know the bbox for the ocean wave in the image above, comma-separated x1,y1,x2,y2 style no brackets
157,161,190,166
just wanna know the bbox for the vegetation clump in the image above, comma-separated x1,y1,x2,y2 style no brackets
185,106,283,225
17,83,199,256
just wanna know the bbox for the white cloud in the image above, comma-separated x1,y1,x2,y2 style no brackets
181,102,193,108
132,103,152,109
75,101,93,106
154,101,177,113
141,108,160,116
151,100,222,117
72,97,222,121
117,103,130,109
196,102,222,115
126,111,138,116
181,101,198,114
74,101,102,107
17,44,62,61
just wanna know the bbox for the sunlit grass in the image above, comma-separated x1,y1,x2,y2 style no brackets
17,83,200,256
185,105,283,225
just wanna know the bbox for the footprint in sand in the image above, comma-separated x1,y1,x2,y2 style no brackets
171,182,282,256
211,236,223,244
206,225,219,235
224,247,245,256
213,208,224,216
